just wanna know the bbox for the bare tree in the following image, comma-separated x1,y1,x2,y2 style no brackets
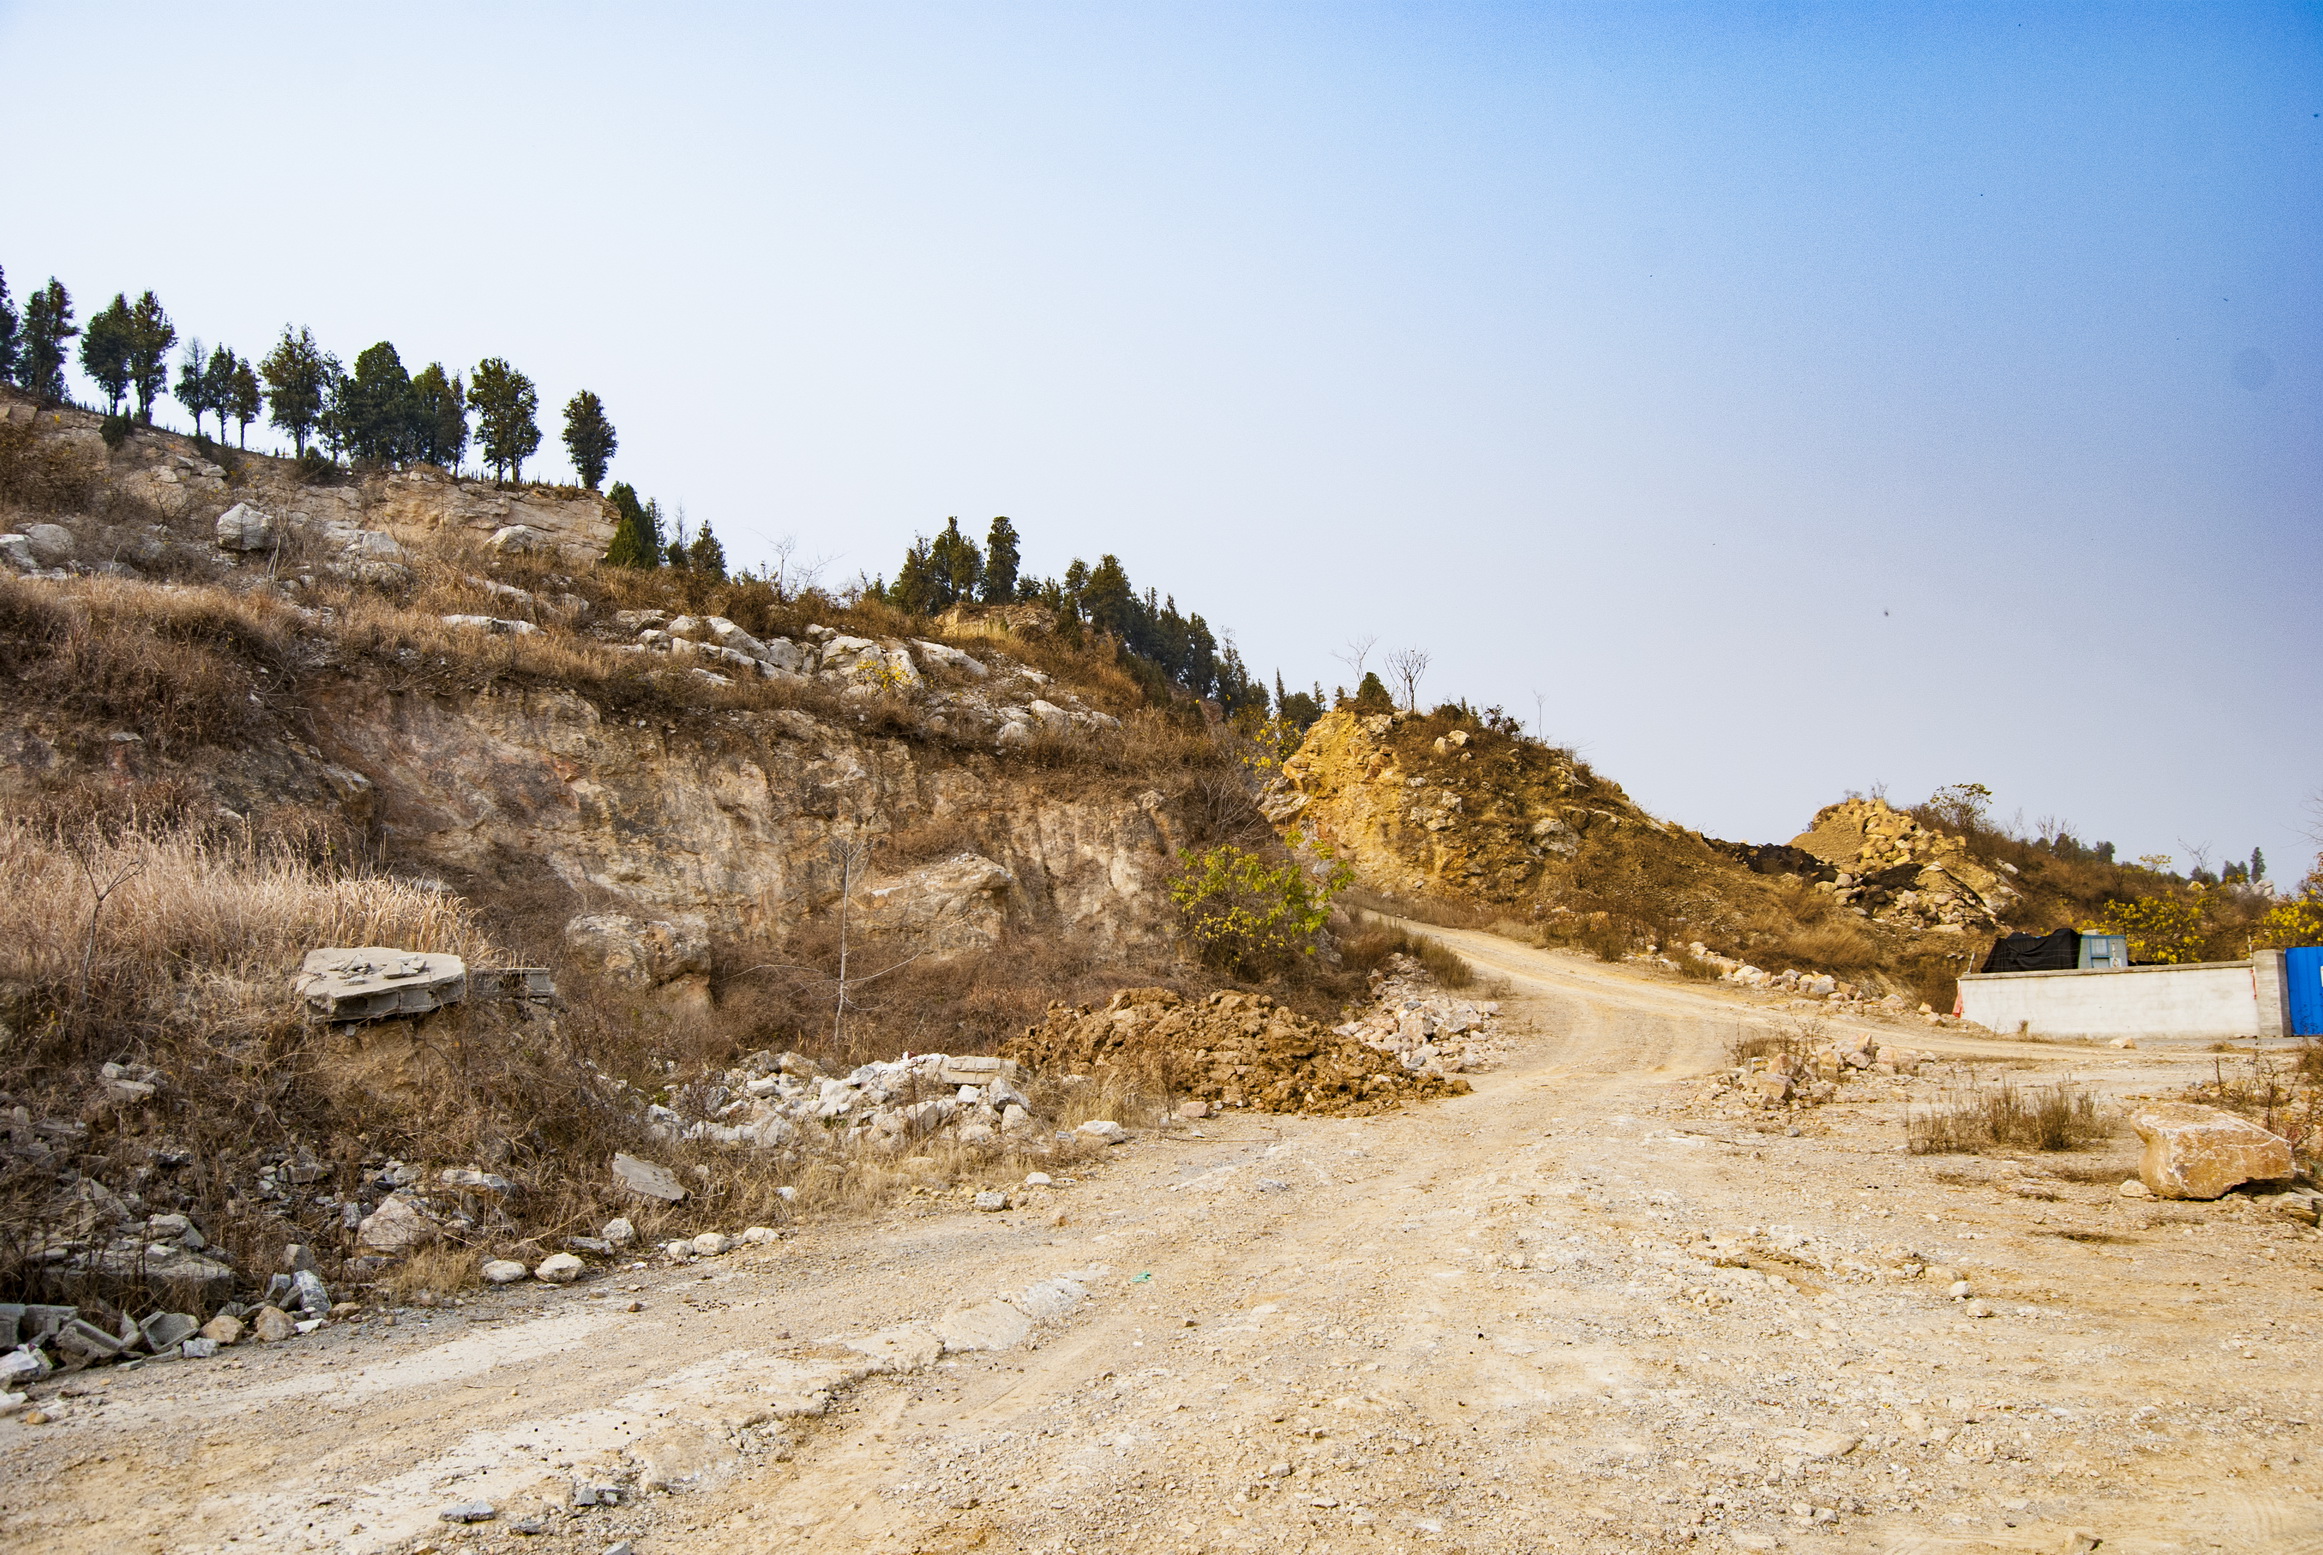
827,837,872,1047
1531,687,1546,741
1332,634,1378,683
1385,647,1430,712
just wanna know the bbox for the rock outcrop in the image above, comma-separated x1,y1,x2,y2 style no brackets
1783,798,2019,934
2132,1103,2294,1200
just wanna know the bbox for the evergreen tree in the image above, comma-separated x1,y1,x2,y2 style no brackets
1079,554,1135,638
220,351,262,449
81,294,136,415
604,481,663,568
409,364,468,469
469,357,541,484
687,520,727,580
18,280,76,405
126,291,175,423
1060,557,1091,617
260,326,336,455
329,342,418,465
0,267,17,386
981,517,1021,603
174,337,213,437
929,517,982,604
561,389,615,489
2253,848,2267,883
885,536,940,613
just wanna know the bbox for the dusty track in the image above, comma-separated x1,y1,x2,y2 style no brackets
8,927,2323,1555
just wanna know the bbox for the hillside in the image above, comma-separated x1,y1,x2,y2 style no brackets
1257,704,2262,1004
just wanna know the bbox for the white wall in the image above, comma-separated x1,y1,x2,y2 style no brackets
1958,961,2263,1039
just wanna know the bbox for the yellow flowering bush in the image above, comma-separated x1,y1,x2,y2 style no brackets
2092,895,2208,964
1169,842,1352,972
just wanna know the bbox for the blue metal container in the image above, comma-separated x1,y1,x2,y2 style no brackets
2288,946,2323,1038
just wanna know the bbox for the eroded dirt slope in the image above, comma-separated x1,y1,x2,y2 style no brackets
5,926,2319,1555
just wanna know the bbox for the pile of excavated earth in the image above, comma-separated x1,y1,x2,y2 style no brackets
1006,984,1488,1117
1330,952,1508,1075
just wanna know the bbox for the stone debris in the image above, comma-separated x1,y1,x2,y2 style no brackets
439,1502,497,1524
482,1259,529,1284
1009,989,1469,1117
636,1048,1046,1155
439,613,538,635
358,1193,439,1252
1333,953,1508,1076
213,502,278,552
1780,797,2021,934
2132,1103,2294,1200
296,947,467,1021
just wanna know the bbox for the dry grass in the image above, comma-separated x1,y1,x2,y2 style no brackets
1909,1081,2108,1154
1338,915,1477,989
0,418,102,513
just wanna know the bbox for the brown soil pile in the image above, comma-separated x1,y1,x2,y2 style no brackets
1005,988,1469,1117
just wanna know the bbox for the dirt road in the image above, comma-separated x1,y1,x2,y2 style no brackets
8,928,2323,1555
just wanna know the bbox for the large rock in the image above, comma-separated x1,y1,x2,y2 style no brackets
21,522,78,565
612,1152,687,1202
563,913,710,989
357,1193,438,1252
2134,1104,2293,1200
296,948,467,1021
214,503,278,552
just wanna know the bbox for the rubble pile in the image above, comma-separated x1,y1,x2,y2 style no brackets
602,611,1122,748
1705,1027,1936,1109
629,1049,1057,1153
1332,952,1508,1075
1007,988,1470,1117
1778,797,2021,934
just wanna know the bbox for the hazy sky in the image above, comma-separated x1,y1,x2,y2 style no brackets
6,2,2317,875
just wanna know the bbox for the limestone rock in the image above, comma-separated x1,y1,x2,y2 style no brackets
2133,1103,2293,1200
198,1314,244,1346
534,1252,585,1283
214,503,277,552
855,853,1016,954
486,524,550,554
562,913,710,989
21,522,77,565
612,1152,687,1202
481,1259,529,1284
357,1193,437,1253
250,1305,296,1342
1076,1119,1128,1145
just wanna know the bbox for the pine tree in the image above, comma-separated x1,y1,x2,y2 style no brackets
221,352,262,449
1080,554,1135,638
174,337,213,437
928,518,982,606
687,520,727,580
409,364,467,469
331,342,418,465
0,267,18,386
126,291,175,423
81,294,136,415
604,482,663,568
18,280,77,405
469,357,541,484
2253,848,2267,883
260,326,336,455
561,389,616,489
982,516,1021,604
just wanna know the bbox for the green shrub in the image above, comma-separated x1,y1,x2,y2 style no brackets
1169,842,1350,974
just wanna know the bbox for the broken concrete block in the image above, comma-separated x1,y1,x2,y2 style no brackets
139,1313,199,1351
2133,1103,2294,1200
296,947,467,1021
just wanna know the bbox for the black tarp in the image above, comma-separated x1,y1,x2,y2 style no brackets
1982,927,2081,973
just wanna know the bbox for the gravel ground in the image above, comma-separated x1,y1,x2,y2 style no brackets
5,923,2321,1555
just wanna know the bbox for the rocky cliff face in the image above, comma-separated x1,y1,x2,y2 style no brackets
1262,707,1682,902
1783,797,2019,934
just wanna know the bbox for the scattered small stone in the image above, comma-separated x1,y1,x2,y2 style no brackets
974,1191,1009,1212
2119,1178,2152,1199
740,1226,780,1245
439,1501,497,1523
1076,1120,1128,1145
482,1260,529,1285
534,1253,585,1284
690,1232,734,1257
181,1337,219,1359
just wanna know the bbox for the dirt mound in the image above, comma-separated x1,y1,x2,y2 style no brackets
1005,987,1469,1116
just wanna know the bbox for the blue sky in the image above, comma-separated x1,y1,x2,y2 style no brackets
5,2,2317,877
